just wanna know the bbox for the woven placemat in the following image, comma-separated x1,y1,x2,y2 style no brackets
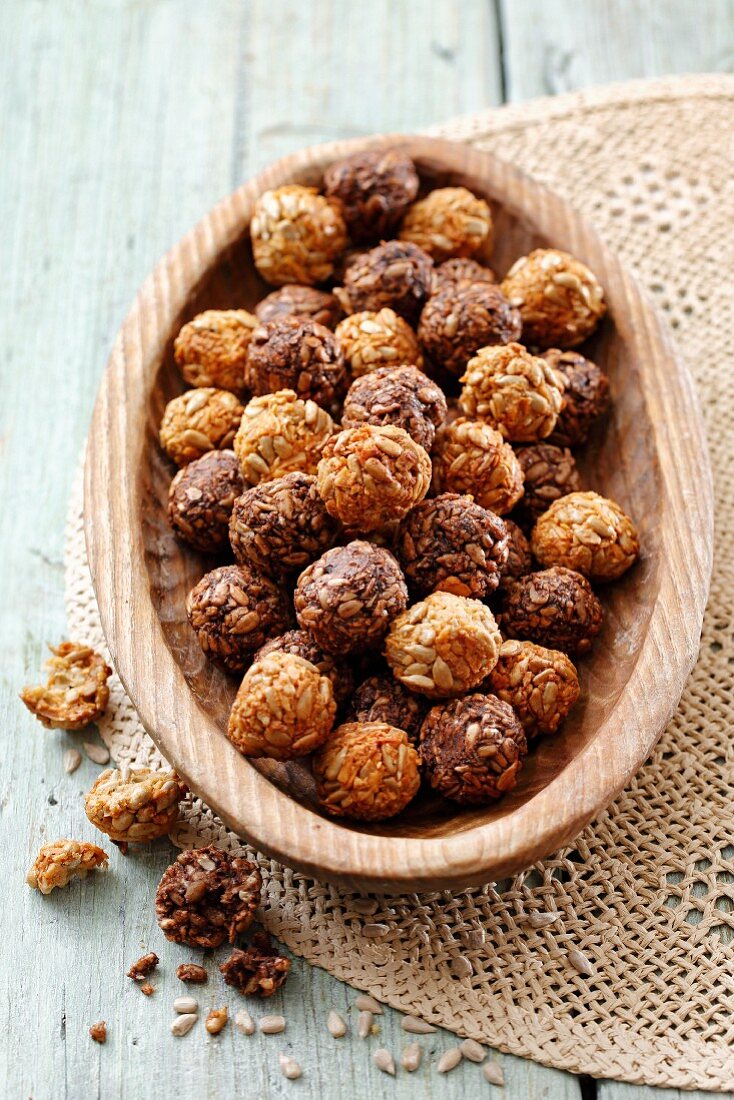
66,76,734,1091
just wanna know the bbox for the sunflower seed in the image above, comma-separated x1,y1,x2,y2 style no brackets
173,996,198,1014
483,1061,505,1085
567,948,595,976
402,1015,436,1034
170,1013,197,1037
259,1014,286,1035
354,994,382,1014
527,911,561,929
401,1041,422,1071
357,1010,373,1039
83,741,110,765
437,1047,463,1073
205,1007,228,1035
460,1038,486,1063
327,1010,347,1038
234,1009,255,1035
63,748,82,774
278,1053,302,1080
452,954,474,978
361,922,389,938
350,898,379,915
373,1049,396,1076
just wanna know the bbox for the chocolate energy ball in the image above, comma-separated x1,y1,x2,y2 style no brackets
500,567,604,656
486,639,580,739
531,490,640,582
543,349,611,447
229,472,339,580
397,493,508,599
316,424,431,532
419,694,527,805
335,308,423,377
341,366,447,452
335,240,434,325
255,285,342,329
385,591,502,699
160,388,245,467
254,629,354,709
499,518,534,586
501,248,606,349
432,257,496,293
294,540,408,656
399,187,493,262
227,652,336,760
168,449,243,553
245,317,347,410
313,721,420,821
460,342,565,443
347,675,427,745
431,417,524,516
155,846,262,948
174,309,258,394
186,563,293,673
323,148,419,243
514,443,581,527
418,282,522,377
250,184,348,287
234,390,335,486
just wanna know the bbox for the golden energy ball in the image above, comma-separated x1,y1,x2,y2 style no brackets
501,248,606,349
233,390,335,486
399,186,493,262
313,721,420,821
486,639,580,738
531,490,640,581
85,768,187,843
251,185,348,287
160,388,244,467
335,308,423,377
174,310,258,394
460,342,565,443
431,416,524,516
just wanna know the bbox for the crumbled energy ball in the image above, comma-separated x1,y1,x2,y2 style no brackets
89,1022,107,1044
341,365,446,451
176,963,208,983
543,349,611,447
396,493,508,599
399,187,493,262
254,629,354,709
85,767,187,843
316,424,431,532
500,567,604,656
501,248,606,349
160,388,244,466
499,519,534,586
487,639,580,738
251,185,347,287
295,540,408,655
335,308,423,377
347,675,427,745
245,317,347,409
419,694,527,805
255,284,341,329
229,472,339,580
432,257,496,293
186,563,292,673
234,390,335,486
418,282,521,376
335,240,434,324
227,651,336,760
385,591,502,698
127,953,159,981
431,417,524,516
155,845,262,948
313,721,420,821
174,309,258,393
220,932,291,996
323,148,419,243
26,839,108,894
514,443,581,526
460,342,565,442
168,449,243,553
20,641,111,731
531,490,640,581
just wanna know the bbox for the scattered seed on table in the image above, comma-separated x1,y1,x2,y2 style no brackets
278,1053,302,1080
361,922,389,938
567,947,595,976
437,1047,463,1074
350,897,379,915
401,1041,422,1071
259,1014,286,1035
173,996,198,1014
483,1061,505,1085
63,748,82,774
460,1038,485,1063
83,741,110,765
176,963,208,983
452,954,474,978
140,982,154,996
357,1010,373,1039
234,1008,255,1035
205,1007,228,1035
170,1013,198,1037
401,1015,436,1034
355,994,382,1014
89,1021,106,1044
327,1010,347,1038
527,911,561,929
373,1048,396,1076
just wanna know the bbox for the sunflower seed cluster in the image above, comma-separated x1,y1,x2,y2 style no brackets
418,281,521,376
323,148,419,243
501,248,606,349
335,307,423,377
532,490,640,581
251,184,347,287
20,641,111,731
233,389,335,486
84,767,187,843
543,348,611,447
174,309,257,393
399,186,493,262
341,365,446,451
245,317,347,410
26,839,109,894
486,639,580,738
313,721,420,821
431,416,524,515
500,566,604,656
335,239,434,324
160,387,244,466
460,342,565,442
168,449,243,553
514,442,581,526
254,284,341,329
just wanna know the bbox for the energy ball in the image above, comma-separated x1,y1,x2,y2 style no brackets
316,424,431,532
486,639,580,739
155,846,262,948
501,248,606,349
500,566,604,656
514,443,581,527
432,257,496,293
20,641,111,731
385,591,502,698
85,767,187,844
531,490,640,582
460,342,565,443
234,390,335,486
431,417,524,516
294,540,408,655
174,310,258,394
543,349,611,447
250,184,347,287
341,365,447,451
335,308,423,377
419,694,527,805
323,148,419,243
499,519,534,586
347,675,427,745
418,282,522,377
227,652,336,760
26,839,109,894
245,317,347,410
335,240,434,325
255,285,341,329
160,388,244,467
254,629,354,709
186,563,292,673
168,449,243,553
229,472,338,580
396,493,508,599
313,721,420,821
399,186,493,262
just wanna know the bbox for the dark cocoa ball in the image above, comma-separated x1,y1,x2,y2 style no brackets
335,240,434,325
396,493,508,599
168,450,243,553
419,693,527,805
513,443,581,527
155,846,262,948
186,563,293,672
294,540,408,655
323,148,419,243
254,285,342,330
341,365,447,451
245,317,347,410
543,349,611,447
432,257,496,293
229,472,339,580
499,518,534,587
500,566,603,656
418,281,522,376
253,629,354,709
347,675,427,745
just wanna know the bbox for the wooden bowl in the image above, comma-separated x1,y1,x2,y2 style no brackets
84,135,712,891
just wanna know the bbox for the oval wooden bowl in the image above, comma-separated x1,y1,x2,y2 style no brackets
84,135,712,892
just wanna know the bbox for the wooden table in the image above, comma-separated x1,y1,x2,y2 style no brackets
4,3,733,1097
